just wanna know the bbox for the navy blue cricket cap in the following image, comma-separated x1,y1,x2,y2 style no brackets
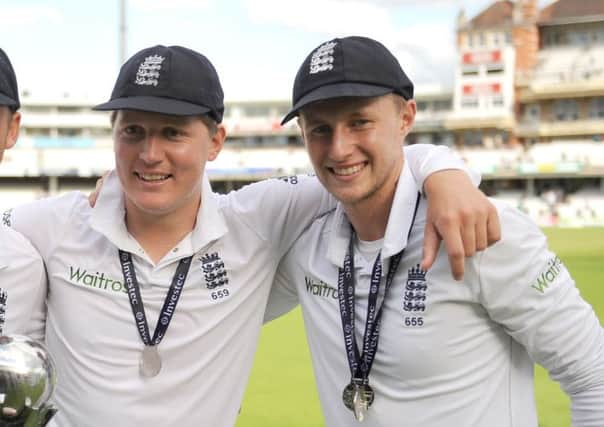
94,45,224,123
0,48,20,111
281,36,414,124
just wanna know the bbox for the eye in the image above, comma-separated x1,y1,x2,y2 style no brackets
351,118,370,128
119,125,144,140
163,127,184,139
309,124,332,137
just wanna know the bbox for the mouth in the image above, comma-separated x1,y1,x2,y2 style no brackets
329,162,366,177
134,172,172,182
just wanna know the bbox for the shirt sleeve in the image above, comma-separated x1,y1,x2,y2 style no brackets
0,226,48,341
229,144,480,257
404,143,481,190
264,254,300,323
3,192,83,259
225,175,335,256
475,203,604,426
1,193,83,341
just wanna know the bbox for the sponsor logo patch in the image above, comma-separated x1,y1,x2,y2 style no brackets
305,276,338,299
68,266,127,294
530,255,565,293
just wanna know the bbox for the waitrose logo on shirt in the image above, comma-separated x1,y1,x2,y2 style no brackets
305,276,338,299
68,266,127,294
530,255,565,294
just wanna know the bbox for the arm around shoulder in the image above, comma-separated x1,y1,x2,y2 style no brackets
403,144,500,278
403,143,480,189
227,176,335,255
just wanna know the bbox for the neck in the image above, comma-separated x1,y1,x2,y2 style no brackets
344,196,394,242
125,198,200,264
344,159,403,242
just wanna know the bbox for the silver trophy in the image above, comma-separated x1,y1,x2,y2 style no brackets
0,292,57,426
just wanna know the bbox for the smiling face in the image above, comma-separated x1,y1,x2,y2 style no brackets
298,94,415,211
0,107,20,163
113,110,225,221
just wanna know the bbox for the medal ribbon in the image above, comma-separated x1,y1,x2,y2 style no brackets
337,193,421,385
119,250,193,347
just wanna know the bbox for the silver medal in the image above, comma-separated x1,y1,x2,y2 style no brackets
342,382,355,411
342,382,374,422
352,386,368,422
140,346,162,377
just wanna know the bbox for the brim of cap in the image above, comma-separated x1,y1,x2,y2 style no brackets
0,93,18,108
92,96,212,116
280,83,394,125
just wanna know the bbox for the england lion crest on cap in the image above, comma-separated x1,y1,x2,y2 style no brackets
135,54,165,87
309,41,336,75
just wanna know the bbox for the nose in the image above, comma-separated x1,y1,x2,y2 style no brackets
328,126,352,161
139,134,163,164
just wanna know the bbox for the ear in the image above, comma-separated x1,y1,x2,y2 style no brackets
296,116,308,145
207,124,226,161
400,99,416,138
5,111,21,150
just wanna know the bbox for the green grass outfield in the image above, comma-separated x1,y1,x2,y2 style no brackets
236,228,604,427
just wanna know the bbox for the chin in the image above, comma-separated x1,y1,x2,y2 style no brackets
330,191,360,205
327,182,363,200
336,188,375,206
131,197,176,216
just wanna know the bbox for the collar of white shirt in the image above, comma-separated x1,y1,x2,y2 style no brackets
89,171,228,259
326,160,421,268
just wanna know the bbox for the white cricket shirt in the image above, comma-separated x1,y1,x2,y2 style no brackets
268,161,604,427
3,143,469,427
0,224,47,341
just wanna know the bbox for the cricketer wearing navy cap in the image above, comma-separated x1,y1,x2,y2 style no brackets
266,35,604,426
0,48,51,425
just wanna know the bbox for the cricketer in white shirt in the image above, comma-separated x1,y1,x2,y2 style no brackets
267,160,604,427
2,144,467,427
0,48,47,344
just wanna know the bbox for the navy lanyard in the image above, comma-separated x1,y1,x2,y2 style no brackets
119,250,192,346
337,193,421,384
